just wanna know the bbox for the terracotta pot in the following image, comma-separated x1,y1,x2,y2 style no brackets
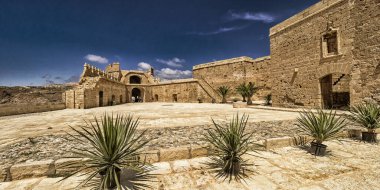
362,132,378,143
309,142,327,156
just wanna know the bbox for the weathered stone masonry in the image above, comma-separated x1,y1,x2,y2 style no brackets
65,0,379,109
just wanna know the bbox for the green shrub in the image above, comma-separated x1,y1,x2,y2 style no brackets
204,114,255,182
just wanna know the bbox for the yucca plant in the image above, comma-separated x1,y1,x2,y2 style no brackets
62,114,151,189
236,83,249,102
296,110,347,156
347,102,380,142
217,86,230,103
204,114,254,182
246,82,258,105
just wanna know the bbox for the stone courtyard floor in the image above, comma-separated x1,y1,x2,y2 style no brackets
0,103,300,149
1,139,379,190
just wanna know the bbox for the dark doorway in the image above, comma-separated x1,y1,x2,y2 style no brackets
130,76,141,84
120,95,123,103
111,95,116,105
99,91,104,107
320,73,350,109
131,88,142,102
172,94,178,102
155,94,159,102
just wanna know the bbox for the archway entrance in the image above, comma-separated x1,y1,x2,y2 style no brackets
320,73,350,109
131,88,142,102
99,91,104,107
154,94,159,102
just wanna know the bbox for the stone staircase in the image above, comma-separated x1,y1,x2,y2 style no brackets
197,77,222,103
333,74,346,86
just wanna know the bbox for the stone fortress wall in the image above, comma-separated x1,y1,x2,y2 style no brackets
269,0,379,108
63,0,379,110
193,56,272,101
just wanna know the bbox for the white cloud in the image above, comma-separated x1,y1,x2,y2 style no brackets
188,25,248,36
84,54,109,64
228,11,275,23
137,62,152,70
156,68,192,80
156,57,185,67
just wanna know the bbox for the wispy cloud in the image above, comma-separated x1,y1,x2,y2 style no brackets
189,25,248,36
227,11,275,23
156,68,192,80
84,54,109,64
156,57,185,67
137,62,152,70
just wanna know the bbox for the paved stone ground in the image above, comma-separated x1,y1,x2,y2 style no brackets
1,139,379,190
0,103,300,149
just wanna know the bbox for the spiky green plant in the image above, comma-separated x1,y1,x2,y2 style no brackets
296,110,347,144
246,82,258,105
236,83,249,102
347,102,380,133
204,114,255,182
62,114,152,190
217,86,230,103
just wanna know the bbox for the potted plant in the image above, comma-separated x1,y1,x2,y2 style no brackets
347,102,380,142
204,114,255,182
217,86,230,104
296,110,347,156
62,114,151,189
236,83,249,102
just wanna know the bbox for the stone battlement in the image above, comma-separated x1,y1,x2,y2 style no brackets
155,78,198,85
81,63,119,82
270,0,346,36
193,56,270,70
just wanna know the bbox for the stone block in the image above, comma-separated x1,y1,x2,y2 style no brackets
265,136,311,150
190,145,208,158
10,160,55,180
149,162,172,175
140,150,159,163
171,160,191,173
55,158,83,176
159,147,190,162
233,102,248,108
189,157,211,170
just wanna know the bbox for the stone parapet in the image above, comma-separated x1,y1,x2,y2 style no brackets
0,103,65,117
193,56,270,70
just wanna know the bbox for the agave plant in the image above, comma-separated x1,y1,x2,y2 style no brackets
204,114,254,182
296,110,347,155
62,114,151,189
217,86,230,103
236,83,249,102
347,102,380,142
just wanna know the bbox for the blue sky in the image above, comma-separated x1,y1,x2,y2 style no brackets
0,0,319,86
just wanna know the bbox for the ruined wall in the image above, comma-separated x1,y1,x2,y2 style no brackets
192,56,272,101
350,0,380,105
65,77,126,109
269,0,355,108
149,79,212,103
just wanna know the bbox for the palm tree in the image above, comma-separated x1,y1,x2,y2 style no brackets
204,114,255,182
246,82,258,105
236,83,249,102
347,102,380,142
217,86,230,103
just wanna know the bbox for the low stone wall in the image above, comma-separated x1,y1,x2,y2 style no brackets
0,130,360,182
0,103,65,117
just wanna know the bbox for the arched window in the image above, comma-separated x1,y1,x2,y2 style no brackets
130,76,141,84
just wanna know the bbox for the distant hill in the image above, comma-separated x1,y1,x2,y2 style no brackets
0,84,76,105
